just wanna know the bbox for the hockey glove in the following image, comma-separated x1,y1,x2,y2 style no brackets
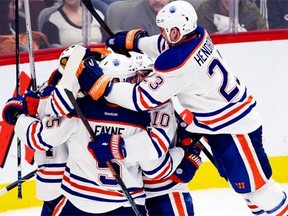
2,96,25,125
170,151,202,183
84,47,111,61
77,57,112,100
177,122,201,154
49,48,112,87
48,69,62,86
23,90,40,116
87,134,127,163
106,29,148,53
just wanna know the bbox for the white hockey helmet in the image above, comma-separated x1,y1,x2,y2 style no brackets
129,52,154,83
156,1,198,44
129,51,154,71
99,53,137,83
58,45,82,73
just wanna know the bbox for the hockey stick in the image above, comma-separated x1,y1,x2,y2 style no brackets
174,111,216,166
61,46,141,216
23,0,37,92
81,0,130,57
81,0,114,36
64,91,142,216
15,0,22,199
174,111,229,181
0,170,36,196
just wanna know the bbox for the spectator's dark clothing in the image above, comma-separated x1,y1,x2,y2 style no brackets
267,0,288,29
197,0,267,34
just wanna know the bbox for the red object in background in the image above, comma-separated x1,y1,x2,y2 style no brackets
1,30,288,167
0,72,34,168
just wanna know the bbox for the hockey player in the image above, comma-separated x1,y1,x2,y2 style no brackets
68,1,288,215
2,45,112,216
14,82,68,216
2,49,199,215
96,52,202,215
132,52,202,215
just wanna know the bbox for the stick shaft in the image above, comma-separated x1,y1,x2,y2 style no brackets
174,111,216,165
15,0,22,200
0,170,36,196
81,0,114,36
81,0,130,57
64,90,141,216
23,0,37,91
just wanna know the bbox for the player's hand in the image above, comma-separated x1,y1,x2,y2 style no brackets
170,151,202,183
84,47,111,61
177,122,201,154
49,47,112,87
23,91,40,117
106,29,148,53
87,134,127,163
77,57,112,100
48,69,62,86
2,96,26,125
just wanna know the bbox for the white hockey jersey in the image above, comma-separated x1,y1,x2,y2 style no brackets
106,26,262,134
14,92,183,213
30,83,69,201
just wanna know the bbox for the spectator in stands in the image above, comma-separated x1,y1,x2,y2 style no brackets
1,0,33,53
91,0,123,16
41,0,104,47
0,0,49,54
0,0,26,35
196,0,267,34
249,0,268,27
44,0,62,7
267,0,288,29
106,0,171,36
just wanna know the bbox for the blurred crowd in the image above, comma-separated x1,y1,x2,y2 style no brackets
0,0,287,54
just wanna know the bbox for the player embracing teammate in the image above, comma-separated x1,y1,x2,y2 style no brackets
52,1,286,215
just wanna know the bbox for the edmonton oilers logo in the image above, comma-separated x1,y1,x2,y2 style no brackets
169,6,176,13
112,59,121,67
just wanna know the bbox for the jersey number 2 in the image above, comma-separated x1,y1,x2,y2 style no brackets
208,58,239,102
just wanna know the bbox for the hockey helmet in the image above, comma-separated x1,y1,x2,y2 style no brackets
57,45,81,73
99,53,137,83
130,51,154,71
129,52,154,83
156,1,198,44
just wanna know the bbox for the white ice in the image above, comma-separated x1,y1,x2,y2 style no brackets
0,184,287,216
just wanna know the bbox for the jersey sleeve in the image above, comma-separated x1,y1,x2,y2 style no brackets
106,66,188,111
14,114,76,151
124,101,178,162
139,147,184,180
138,34,169,58
43,84,74,117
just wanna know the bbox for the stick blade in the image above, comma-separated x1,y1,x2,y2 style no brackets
59,45,86,94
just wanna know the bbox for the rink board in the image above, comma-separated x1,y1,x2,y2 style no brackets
1,31,288,212
0,156,287,212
